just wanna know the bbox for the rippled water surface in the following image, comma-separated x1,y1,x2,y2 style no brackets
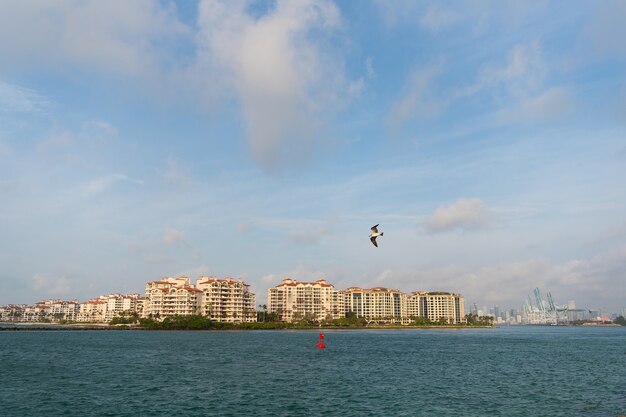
1,326,624,416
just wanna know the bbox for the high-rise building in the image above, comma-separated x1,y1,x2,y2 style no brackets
77,299,107,322
344,287,407,323
407,292,466,324
196,276,256,323
267,278,343,322
103,294,141,321
41,299,80,321
143,277,202,318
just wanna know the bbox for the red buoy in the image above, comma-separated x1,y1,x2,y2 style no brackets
316,333,326,349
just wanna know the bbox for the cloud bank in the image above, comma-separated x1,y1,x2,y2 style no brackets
195,0,348,169
425,198,491,232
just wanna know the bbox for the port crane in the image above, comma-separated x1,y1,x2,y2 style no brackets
524,288,569,324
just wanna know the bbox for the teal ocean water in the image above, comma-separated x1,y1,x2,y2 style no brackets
0,326,624,417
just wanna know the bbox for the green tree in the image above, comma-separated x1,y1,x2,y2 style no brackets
258,304,267,322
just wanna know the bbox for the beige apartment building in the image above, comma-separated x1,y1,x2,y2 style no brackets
0,304,42,322
268,278,344,322
344,287,408,324
77,299,107,322
407,291,466,324
196,276,256,323
40,299,80,321
144,277,201,318
143,276,256,322
1,304,48,322
77,293,142,322
0,300,81,323
102,293,142,321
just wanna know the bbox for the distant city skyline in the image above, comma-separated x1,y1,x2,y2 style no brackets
1,1,625,312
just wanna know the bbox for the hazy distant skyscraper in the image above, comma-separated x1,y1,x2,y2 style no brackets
471,304,478,315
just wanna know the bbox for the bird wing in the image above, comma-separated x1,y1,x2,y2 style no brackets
371,224,379,233
370,236,378,247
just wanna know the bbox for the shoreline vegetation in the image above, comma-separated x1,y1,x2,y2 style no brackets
2,315,623,331
0,314,496,331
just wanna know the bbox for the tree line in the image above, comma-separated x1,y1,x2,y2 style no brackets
109,310,494,330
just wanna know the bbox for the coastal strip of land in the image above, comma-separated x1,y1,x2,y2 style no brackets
0,322,494,331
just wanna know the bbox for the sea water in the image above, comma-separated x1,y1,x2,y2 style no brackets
0,326,624,417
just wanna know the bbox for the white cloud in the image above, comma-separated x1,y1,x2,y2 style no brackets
261,264,330,286
365,57,375,79
162,156,195,190
463,40,546,98
363,244,626,311
36,131,75,153
465,247,626,309
419,6,460,33
143,254,172,265
0,1,189,77
176,264,212,279
0,81,49,112
425,198,491,232
0,2,355,170
494,86,574,125
163,228,188,246
374,269,393,284
32,273,73,296
35,121,119,155
195,0,349,169
89,121,118,136
81,174,144,196
373,0,421,26
261,273,281,284
236,222,252,234
287,225,327,245
388,62,444,128
582,0,626,60
348,78,365,98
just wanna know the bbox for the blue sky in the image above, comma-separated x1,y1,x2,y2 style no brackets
1,0,625,312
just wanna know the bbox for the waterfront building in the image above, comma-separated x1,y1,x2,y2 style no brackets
143,276,256,322
77,299,107,322
566,309,587,322
407,292,466,324
102,293,141,322
135,297,145,317
76,293,142,322
268,278,343,322
41,299,80,322
1,304,35,322
143,277,202,319
0,305,28,322
196,276,256,323
343,287,408,324
0,301,81,323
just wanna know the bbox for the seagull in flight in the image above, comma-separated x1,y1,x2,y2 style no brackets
369,224,383,247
